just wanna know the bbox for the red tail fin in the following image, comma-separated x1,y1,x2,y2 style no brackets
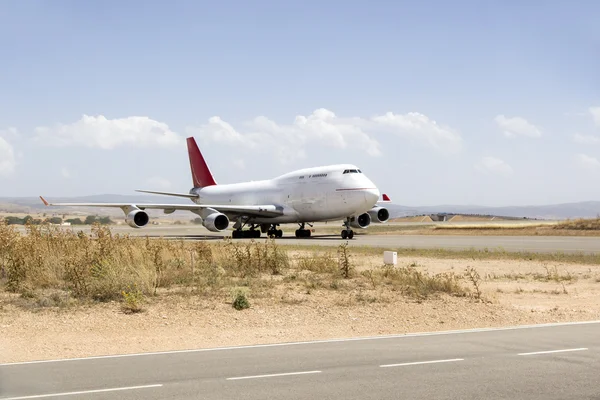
186,137,217,188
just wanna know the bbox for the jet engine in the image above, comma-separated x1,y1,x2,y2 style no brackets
349,212,371,229
202,212,230,232
125,209,150,228
368,206,390,223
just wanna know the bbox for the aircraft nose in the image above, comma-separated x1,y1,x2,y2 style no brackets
365,188,380,205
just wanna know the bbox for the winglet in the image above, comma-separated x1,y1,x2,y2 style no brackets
186,137,217,188
40,196,49,206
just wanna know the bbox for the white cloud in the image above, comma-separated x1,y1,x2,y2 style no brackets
61,167,71,179
494,115,542,138
576,154,600,170
0,134,16,177
475,156,513,176
145,176,172,189
0,127,18,139
33,115,182,149
573,133,600,144
186,108,461,163
590,107,600,127
371,111,462,153
0,128,17,176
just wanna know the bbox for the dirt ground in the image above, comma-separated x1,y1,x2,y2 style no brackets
2,255,600,364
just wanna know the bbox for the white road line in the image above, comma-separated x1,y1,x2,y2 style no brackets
2,320,599,367
0,384,163,400
380,358,464,368
518,348,588,356
227,370,322,381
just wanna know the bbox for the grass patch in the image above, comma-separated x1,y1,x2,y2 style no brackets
554,218,600,231
7,222,592,312
433,223,550,230
368,263,466,299
283,243,600,265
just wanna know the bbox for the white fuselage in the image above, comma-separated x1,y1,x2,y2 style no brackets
190,164,380,224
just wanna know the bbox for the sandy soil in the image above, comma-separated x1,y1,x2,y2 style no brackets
2,255,600,364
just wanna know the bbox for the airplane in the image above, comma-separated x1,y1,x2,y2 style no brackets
40,136,391,239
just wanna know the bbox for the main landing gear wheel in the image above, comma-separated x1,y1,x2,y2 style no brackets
232,228,261,239
267,225,283,238
295,229,311,238
294,223,312,238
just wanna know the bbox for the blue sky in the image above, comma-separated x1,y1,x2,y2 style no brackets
0,0,599,206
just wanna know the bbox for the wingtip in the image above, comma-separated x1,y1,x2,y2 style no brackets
39,196,49,206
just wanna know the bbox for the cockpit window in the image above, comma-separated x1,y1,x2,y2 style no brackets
343,169,361,174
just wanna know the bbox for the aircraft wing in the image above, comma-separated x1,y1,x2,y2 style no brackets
39,197,283,218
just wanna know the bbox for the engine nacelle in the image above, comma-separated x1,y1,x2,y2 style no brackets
349,212,371,229
202,212,230,232
368,206,390,223
125,209,150,228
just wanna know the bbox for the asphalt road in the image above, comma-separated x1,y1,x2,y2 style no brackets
1,321,599,399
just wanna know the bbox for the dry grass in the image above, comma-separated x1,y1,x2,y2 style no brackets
554,218,600,230
284,243,600,266
0,222,474,311
422,218,600,236
4,223,600,364
433,223,552,230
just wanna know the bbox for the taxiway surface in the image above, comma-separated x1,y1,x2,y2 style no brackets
23,225,600,254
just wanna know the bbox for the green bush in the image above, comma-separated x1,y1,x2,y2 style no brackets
232,290,250,310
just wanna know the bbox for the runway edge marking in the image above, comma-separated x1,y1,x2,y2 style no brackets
226,370,322,381
518,347,589,356
2,320,600,367
0,384,163,400
380,358,464,368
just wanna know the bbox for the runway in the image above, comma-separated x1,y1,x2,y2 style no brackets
1,321,599,399
21,225,600,254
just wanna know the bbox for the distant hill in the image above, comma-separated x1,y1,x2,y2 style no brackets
2,196,600,220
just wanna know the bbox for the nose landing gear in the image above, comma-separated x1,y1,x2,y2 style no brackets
341,218,354,239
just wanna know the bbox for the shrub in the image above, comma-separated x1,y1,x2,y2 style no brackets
374,263,466,299
464,266,482,300
121,284,145,314
221,239,289,278
338,242,353,279
232,290,250,310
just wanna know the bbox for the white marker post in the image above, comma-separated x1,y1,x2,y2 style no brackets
383,251,397,266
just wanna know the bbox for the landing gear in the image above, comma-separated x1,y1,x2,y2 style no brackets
295,223,312,238
231,223,261,239
267,224,283,238
232,228,261,239
341,218,355,240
